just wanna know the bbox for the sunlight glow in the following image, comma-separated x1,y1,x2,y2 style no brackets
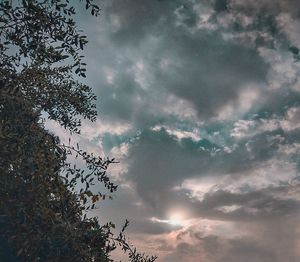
150,211,186,227
168,213,184,226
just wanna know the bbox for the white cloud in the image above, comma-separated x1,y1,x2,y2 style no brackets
161,94,201,123
80,119,132,138
216,86,260,121
151,124,201,142
277,13,300,47
174,177,218,201
215,205,242,213
258,47,300,90
231,106,300,140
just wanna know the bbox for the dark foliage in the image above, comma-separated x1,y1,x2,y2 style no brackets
0,0,157,261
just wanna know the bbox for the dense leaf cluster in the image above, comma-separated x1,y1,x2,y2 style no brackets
0,0,156,261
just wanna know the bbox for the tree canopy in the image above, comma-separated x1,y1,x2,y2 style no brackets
0,0,156,261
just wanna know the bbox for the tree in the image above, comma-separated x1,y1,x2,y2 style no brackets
0,1,157,261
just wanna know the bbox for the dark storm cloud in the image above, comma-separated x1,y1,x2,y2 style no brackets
125,128,287,202
116,126,300,233
100,0,269,121
105,0,197,44
154,32,267,119
97,68,145,121
125,128,211,201
86,0,300,126
122,165,300,223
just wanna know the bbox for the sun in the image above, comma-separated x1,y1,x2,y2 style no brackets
150,210,187,226
168,213,184,226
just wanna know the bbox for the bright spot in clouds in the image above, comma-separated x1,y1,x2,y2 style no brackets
66,0,300,260
150,211,187,227
168,213,185,226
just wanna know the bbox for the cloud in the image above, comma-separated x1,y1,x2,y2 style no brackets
80,0,270,127
162,216,300,262
124,126,292,197
63,0,300,260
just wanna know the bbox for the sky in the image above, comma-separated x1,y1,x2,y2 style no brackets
48,0,300,261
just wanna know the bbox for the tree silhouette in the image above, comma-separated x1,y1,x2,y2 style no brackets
0,1,156,261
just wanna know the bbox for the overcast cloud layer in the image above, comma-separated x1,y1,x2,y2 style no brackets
50,0,300,261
